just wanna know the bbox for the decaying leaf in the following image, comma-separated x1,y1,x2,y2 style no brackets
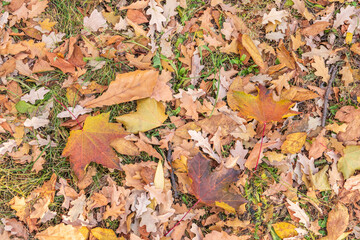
188,153,247,208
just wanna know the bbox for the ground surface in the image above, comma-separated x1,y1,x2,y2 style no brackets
0,0,360,239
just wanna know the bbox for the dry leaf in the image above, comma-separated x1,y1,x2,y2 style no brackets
85,70,158,108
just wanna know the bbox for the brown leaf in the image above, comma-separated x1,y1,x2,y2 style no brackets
324,203,349,240
84,70,158,108
188,153,247,208
277,42,296,69
312,55,330,83
127,9,148,24
240,34,266,70
302,22,331,36
46,52,75,74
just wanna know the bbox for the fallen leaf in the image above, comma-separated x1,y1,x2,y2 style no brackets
233,85,299,123
262,8,289,25
337,145,360,179
84,70,158,108
146,0,166,31
188,153,247,208
116,98,167,133
91,227,124,240
272,222,298,239
286,199,310,228
281,132,307,154
35,223,88,240
240,34,266,70
83,9,108,32
302,22,331,36
46,52,75,74
312,55,330,83
323,203,349,240
62,112,126,179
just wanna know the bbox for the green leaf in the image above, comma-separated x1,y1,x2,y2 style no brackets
338,145,360,179
15,101,36,113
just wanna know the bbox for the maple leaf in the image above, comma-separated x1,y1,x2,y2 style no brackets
188,153,247,208
233,85,299,123
62,112,126,179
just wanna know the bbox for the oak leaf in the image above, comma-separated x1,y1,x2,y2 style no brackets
62,112,126,179
146,0,166,31
188,153,247,208
84,70,158,108
116,98,168,133
312,55,330,83
233,85,299,123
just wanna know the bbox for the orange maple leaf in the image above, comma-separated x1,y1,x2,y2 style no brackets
188,153,247,208
233,85,299,123
62,113,126,179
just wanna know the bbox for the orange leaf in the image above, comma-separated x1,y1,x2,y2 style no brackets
233,85,299,123
84,70,158,108
240,34,266,70
46,52,75,74
188,153,247,208
62,113,126,179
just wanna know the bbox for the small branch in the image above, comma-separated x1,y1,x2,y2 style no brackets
254,122,267,171
167,142,178,198
53,96,83,130
164,198,201,237
321,64,339,127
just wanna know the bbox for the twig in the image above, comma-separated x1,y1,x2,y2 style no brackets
254,122,267,171
53,95,83,130
321,63,339,127
167,142,178,198
164,198,201,236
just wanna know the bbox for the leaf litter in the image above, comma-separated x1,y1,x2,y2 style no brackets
1,0,360,239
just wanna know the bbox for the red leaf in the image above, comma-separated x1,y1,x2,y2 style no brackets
62,112,126,180
188,153,247,208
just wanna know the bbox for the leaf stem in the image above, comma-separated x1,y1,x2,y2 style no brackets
164,198,201,236
53,96,83,130
254,122,267,170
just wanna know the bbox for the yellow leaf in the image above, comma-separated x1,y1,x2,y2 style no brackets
39,18,57,31
264,151,286,162
345,32,353,44
35,223,88,240
91,227,124,240
173,155,188,172
281,132,307,154
241,34,266,70
116,98,168,133
272,222,298,239
215,201,236,213
154,160,165,190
